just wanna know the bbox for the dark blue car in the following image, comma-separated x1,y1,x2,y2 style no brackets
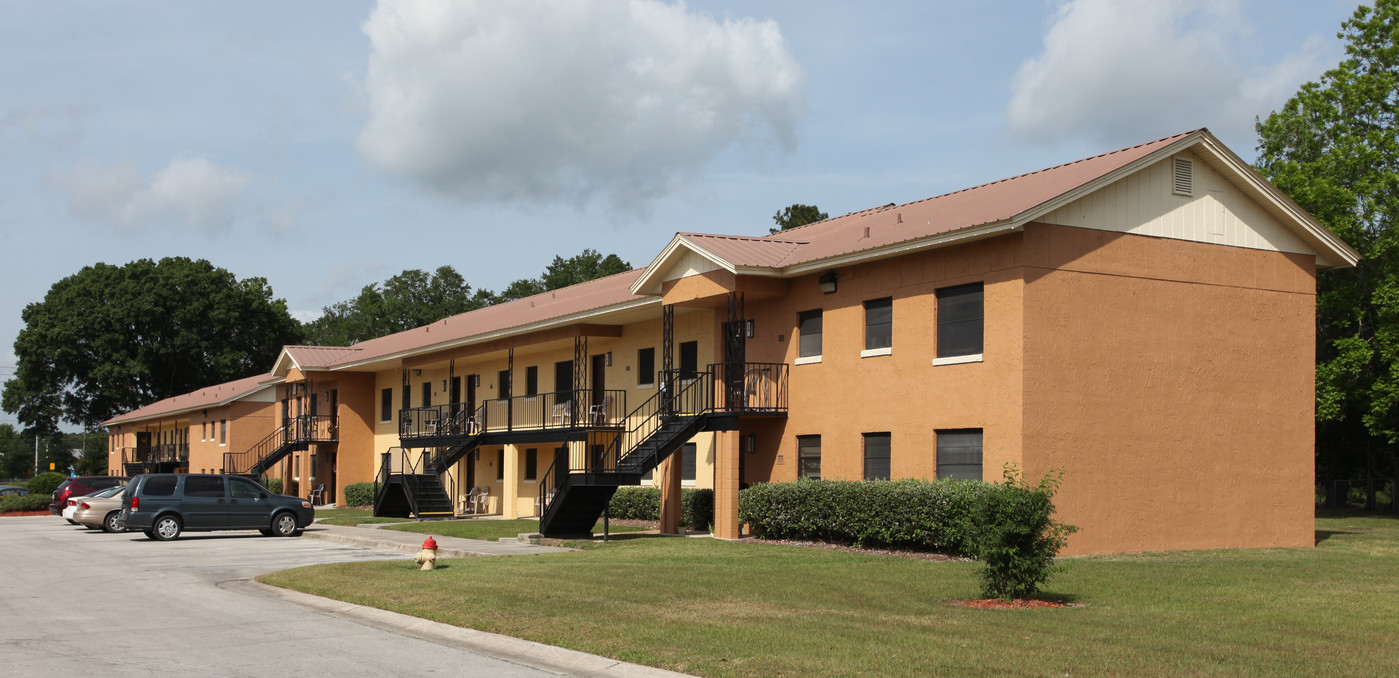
121,473,314,541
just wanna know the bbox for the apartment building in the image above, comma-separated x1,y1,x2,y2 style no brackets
106,129,1356,554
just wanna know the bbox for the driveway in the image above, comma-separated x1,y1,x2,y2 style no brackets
0,516,683,677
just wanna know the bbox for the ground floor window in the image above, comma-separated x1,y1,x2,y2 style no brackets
681,442,696,484
496,449,505,480
797,435,821,479
936,429,982,480
525,448,537,480
863,432,890,480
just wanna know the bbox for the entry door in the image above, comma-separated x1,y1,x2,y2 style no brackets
466,375,477,415
450,377,461,412
555,360,573,403
591,354,607,416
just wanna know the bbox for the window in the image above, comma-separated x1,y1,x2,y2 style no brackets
638,347,655,387
229,477,262,499
381,388,392,422
201,422,207,441
422,382,432,408
144,475,178,496
184,476,224,498
402,384,412,411
498,370,511,400
525,448,537,480
219,420,227,445
681,443,697,484
496,449,505,480
863,433,891,480
555,360,573,402
679,341,698,379
526,366,538,396
936,283,984,361
797,309,822,363
797,435,821,479
863,298,892,354
936,429,983,480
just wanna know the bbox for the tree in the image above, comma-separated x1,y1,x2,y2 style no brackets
1255,0,1399,509
770,203,828,234
496,249,631,303
1,258,300,432
303,265,488,346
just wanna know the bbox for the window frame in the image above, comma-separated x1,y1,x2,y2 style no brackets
637,347,655,388
219,420,227,446
863,432,891,480
797,434,821,479
797,309,823,364
380,388,393,423
862,297,893,357
934,282,984,364
936,428,983,480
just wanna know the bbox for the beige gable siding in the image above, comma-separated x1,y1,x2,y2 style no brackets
1039,151,1312,256
661,248,724,282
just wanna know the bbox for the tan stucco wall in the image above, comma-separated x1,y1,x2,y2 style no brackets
737,234,1027,485
1020,222,1317,555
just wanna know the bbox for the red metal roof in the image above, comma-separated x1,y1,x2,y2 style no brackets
102,373,276,426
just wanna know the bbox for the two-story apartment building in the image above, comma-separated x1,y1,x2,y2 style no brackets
106,129,1357,554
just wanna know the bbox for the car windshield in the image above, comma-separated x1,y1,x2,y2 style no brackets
92,485,125,498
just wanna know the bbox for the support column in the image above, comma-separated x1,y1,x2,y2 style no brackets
658,447,683,535
714,429,741,539
502,444,520,518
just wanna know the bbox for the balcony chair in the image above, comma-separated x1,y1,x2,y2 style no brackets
588,395,613,424
550,402,571,426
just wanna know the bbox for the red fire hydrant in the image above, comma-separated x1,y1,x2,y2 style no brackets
415,536,438,571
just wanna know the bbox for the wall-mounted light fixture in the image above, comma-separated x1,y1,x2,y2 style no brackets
745,319,755,338
413,369,422,376
441,379,447,391
746,433,756,454
606,351,613,366
473,375,481,387
818,271,838,294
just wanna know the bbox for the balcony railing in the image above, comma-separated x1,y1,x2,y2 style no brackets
121,443,189,467
399,389,627,442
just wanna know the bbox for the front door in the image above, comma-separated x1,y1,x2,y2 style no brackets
554,360,573,403
591,354,607,419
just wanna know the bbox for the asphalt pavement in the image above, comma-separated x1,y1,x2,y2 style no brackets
0,515,690,678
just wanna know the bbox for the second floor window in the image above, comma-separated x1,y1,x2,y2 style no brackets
381,388,392,422
864,298,892,352
798,310,822,361
526,366,538,396
638,347,655,386
936,283,984,359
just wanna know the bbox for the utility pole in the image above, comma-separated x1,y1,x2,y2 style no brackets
34,434,38,476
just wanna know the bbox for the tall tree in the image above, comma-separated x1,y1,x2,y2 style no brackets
496,249,631,303
771,203,828,233
303,265,488,346
1,258,300,432
1255,0,1399,508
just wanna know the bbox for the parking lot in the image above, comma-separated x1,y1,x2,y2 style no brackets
0,516,637,677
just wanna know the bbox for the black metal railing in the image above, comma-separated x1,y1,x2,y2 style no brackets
375,446,456,516
712,362,788,412
222,415,337,476
122,443,190,467
398,389,626,442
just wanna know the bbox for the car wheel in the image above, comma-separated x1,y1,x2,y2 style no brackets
103,511,125,533
271,512,299,537
259,528,275,537
151,515,181,541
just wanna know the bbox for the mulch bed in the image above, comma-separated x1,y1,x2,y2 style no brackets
948,598,1083,609
1,511,52,517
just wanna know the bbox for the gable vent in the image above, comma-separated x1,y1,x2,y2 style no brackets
1172,157,1193,196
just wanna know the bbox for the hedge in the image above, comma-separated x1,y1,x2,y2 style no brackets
344,482,376,507
261,477,284,495
608,486,714,530
1,494,51,513
28,472,67,496
738,477,992,552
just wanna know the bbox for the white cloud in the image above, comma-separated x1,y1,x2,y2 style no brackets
1006,0,1338,151
356,0,805,212
50,156,252,233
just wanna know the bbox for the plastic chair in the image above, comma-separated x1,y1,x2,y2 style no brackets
309,484,325,505
473,486,490,514
460,486,480,514
588,395,613,424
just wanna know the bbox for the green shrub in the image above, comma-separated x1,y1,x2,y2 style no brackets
739,477,990,552
1,494,51,513
261,477,284,494
27,472,66,496
963,466,1077,601
344,482,376,507
609,486,661,520
607,486,714,530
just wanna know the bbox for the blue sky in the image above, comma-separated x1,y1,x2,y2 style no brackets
0,0,1360,428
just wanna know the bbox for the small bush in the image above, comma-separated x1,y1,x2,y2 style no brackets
27,472,67,496
1,494,51,513
964,466,1077,601
608,486,714,530
344,482,376,507
261,477,284,494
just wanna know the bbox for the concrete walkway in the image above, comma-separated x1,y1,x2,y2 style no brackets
301,521,572,557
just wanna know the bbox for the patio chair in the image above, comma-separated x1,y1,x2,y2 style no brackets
309,484,324,505
550,402,571,426
535,488,558,516
460,486,481,514
588,395,613,424
473,486,490,514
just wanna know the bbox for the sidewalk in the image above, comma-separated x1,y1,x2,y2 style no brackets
301,521,572,558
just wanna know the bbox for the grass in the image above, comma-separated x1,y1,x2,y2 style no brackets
381,519,644,541
261,511,1399,677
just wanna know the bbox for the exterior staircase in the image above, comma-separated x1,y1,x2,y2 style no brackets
223,415,337,479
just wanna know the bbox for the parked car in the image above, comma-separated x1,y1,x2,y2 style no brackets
121,473,314,541
50,476,128,517
73,485,131,533
0,485,28,496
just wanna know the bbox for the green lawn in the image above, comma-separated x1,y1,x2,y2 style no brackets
261,512,1399,677
381,518,644,541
